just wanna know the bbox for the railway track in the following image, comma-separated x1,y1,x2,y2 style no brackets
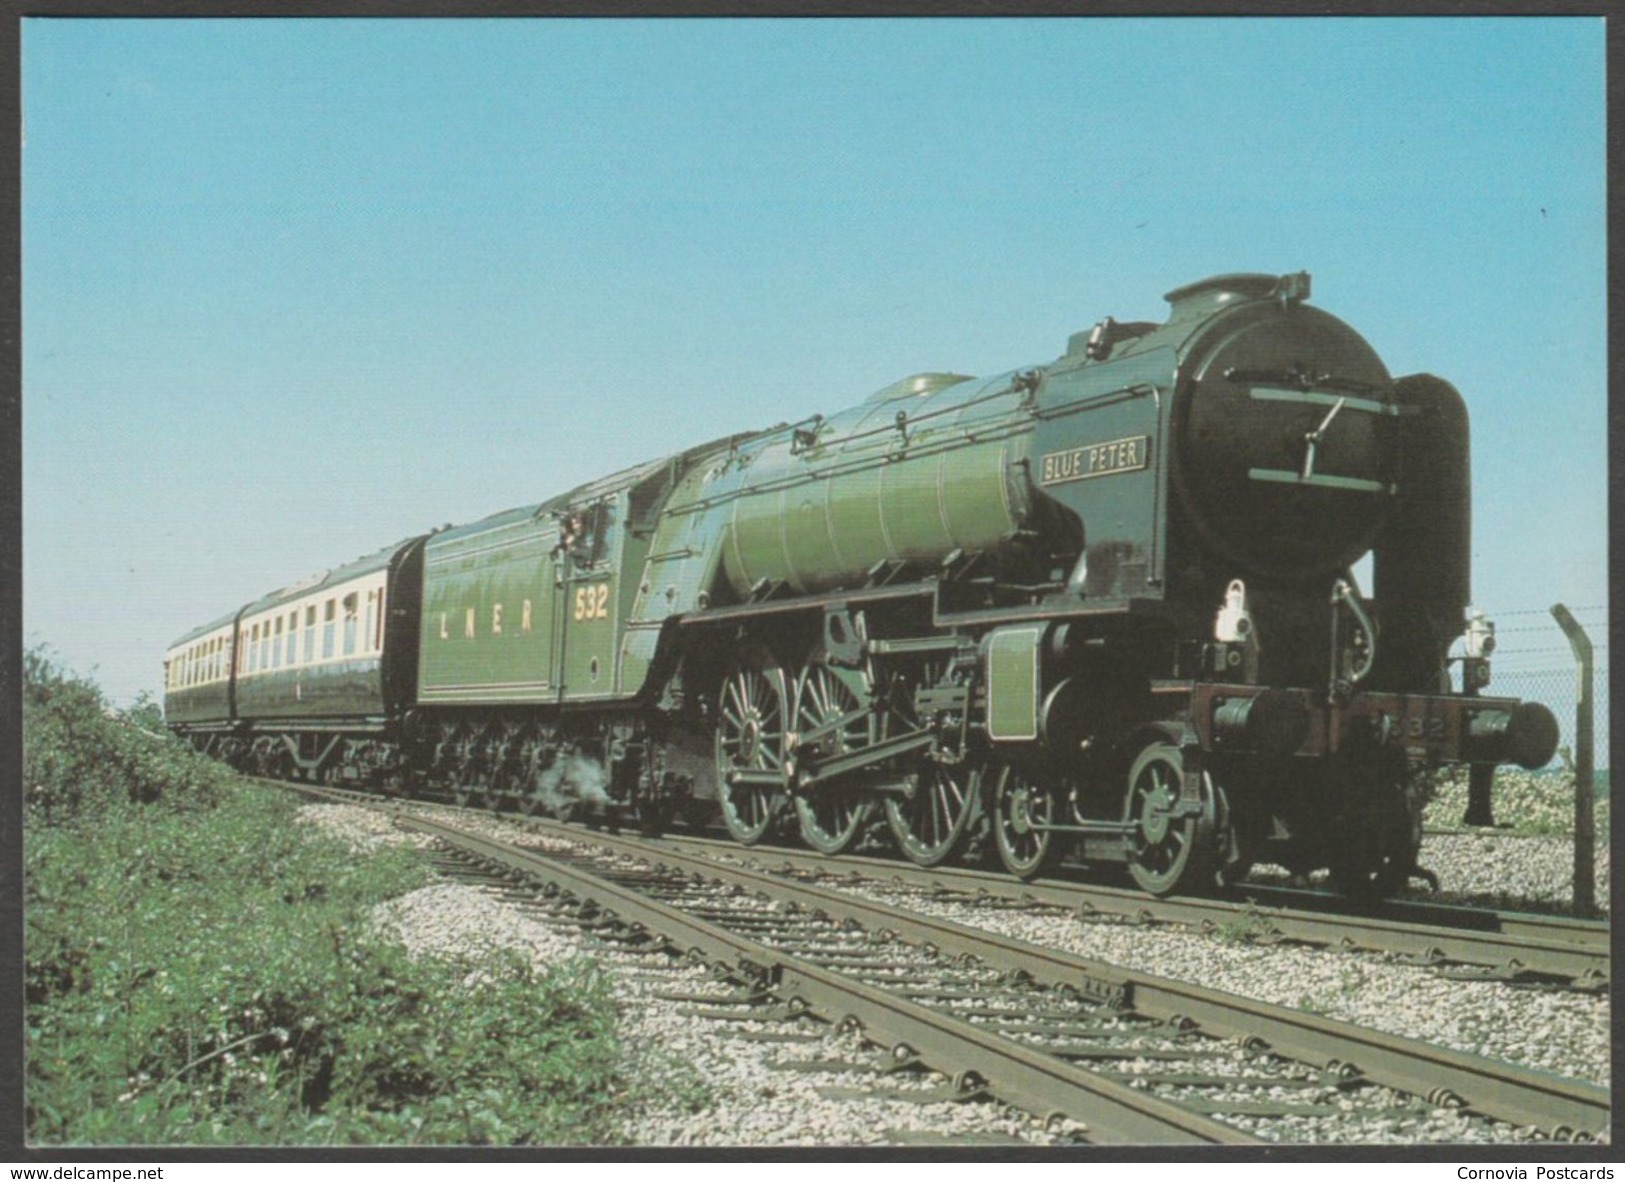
279,780,1609,1145
617,829,1610,992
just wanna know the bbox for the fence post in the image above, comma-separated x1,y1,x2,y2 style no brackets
1549,604,1595,916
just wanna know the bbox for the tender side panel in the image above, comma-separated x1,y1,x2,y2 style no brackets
418,513,561,705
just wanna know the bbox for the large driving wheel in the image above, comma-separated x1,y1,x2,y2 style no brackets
1123,742,1220,897
990,764,1059,880
881,660,981,867
714,661,790,845
792,663,876,855
887,761,982,867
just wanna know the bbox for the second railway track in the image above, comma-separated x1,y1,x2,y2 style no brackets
615,828,1611,992
281,780,1610,1145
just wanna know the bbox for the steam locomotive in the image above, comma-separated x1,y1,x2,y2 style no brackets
164,271,1558,898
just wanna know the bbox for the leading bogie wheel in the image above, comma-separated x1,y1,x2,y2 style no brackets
990,763,1060,880
1123,742,1220,897
714,661,790,845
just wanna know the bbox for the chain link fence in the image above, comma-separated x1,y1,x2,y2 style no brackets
1482,604,1607,781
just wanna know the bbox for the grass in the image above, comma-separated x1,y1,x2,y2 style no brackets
1421,762,1612,837
24,648,635,1145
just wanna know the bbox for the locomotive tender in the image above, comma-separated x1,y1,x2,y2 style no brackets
164,271,1559,898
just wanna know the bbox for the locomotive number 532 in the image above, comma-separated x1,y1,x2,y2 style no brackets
573,583,610,621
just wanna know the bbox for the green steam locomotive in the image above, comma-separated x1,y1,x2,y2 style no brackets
164,272,1557,898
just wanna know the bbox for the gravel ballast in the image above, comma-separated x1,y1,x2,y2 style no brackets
305,798,1608,1143
338,804,1085,1146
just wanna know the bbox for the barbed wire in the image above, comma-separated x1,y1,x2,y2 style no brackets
1496,645,1610,657
1495,623,1607,635
1491,668,1602,677
1495,605,1607,618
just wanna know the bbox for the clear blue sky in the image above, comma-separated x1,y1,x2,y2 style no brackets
23,17,1607,706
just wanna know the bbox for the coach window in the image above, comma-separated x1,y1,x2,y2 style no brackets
323,600,337,659
249,624,260,673
364,591,378,653
272,617,284,669
343,593,359,655
285,612,297,666
375,588,387,651
261,622,272,671
304,606,318,663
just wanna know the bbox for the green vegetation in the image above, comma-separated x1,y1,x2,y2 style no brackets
1211,913,1275,945
1421,763,1612,837
25,649,631,1145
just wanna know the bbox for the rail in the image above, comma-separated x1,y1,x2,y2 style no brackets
635,830,1610,990
273,781,1608,1141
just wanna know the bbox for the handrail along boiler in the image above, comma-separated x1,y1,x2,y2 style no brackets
164,272,1558,898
